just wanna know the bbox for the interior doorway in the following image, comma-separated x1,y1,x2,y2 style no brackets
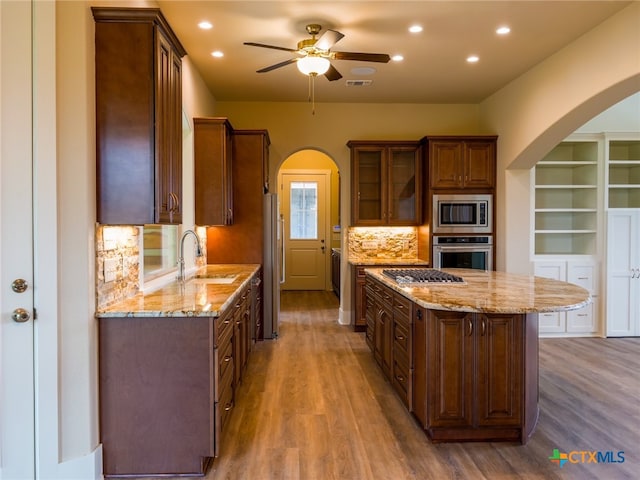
278,150,340,292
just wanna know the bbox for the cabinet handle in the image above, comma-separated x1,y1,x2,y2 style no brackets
468,318,473,336
577,314,587,317
396,374,405,382
224,355,232,363
577,277,588,280
631,269,637,279
481,318,486,336
224,403,233,412
395,334,405,341
396,304,404,310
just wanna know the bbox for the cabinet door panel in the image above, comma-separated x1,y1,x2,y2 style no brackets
428,310,473,427
430,142,463,189
464,141,495,188
566,300,596,333
476,314,522,426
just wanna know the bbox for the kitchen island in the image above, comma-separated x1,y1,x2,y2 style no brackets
96,264,260,478
364,267,591,444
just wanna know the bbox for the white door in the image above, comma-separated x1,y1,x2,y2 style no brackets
281,172,329,290
0,1,36,478
606,210,639,336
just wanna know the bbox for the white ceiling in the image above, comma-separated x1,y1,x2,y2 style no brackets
157,1,632,104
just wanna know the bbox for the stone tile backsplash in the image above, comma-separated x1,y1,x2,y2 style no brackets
347,227,418,259
95,225,140,310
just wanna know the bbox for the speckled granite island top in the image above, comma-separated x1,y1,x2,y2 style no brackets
366,267,591,314
96,264,260,318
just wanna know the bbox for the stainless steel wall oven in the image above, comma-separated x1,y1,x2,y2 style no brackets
433,235,493,271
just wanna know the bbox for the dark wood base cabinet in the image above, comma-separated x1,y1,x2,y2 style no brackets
424,310,539,443
99,316,217,477
99,277,256,477
365,276,539,444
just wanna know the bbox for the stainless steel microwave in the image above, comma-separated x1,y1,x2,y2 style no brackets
432,194,492,234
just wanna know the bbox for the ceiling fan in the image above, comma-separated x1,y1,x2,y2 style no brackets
244,23,391,81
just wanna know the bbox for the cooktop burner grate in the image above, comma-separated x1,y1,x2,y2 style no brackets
382,268,464,285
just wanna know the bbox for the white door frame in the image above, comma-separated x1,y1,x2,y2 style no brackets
280,169,332,291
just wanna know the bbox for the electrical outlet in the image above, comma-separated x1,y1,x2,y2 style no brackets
403,240,410,250
104,257,119,283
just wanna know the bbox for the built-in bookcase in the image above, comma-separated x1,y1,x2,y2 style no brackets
607,139,640,208
533,140,599,255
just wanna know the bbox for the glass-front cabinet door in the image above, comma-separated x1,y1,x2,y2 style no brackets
389,147,420,224
349,141,421,226
351,145,385,224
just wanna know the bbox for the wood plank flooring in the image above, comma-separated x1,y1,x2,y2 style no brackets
203,291,639,480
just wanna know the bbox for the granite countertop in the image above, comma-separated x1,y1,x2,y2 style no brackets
348,256,430,266
96,264,261,318
366,267,591,314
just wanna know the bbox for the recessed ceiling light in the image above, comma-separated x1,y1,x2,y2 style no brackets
467,55,479,63
198,21,213,30
496,26,511,35
408,25,423,34
391,54,404,62
211,51,224,58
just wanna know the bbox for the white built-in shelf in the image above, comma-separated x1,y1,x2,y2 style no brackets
534,140,599,255
607,140,640,208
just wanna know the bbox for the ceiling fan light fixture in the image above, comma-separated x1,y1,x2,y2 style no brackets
297,55,330,76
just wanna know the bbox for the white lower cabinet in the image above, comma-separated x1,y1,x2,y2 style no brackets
533,259,599,336
606,211,640,337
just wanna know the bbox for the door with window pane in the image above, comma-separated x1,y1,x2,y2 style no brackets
281,172,328,290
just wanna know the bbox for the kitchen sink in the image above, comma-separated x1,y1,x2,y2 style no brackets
190,274,238,285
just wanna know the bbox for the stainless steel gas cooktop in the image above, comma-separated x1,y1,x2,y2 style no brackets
382,268,465,285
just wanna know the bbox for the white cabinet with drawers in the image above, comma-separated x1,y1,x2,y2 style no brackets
533,260,599,336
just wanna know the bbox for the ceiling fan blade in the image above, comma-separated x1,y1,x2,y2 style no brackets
244,42,298,53
313,29,345,51
324,64,342,82
332,51,391,63
256,58,298,73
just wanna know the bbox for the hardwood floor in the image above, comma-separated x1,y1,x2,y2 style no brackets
204,291,638,480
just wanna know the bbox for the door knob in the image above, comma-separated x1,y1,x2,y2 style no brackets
11,278,28,293
12,308,31,323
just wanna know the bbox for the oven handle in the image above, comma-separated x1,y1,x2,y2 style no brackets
434,245,493,252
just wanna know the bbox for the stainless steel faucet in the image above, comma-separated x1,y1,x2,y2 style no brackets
178,229,204,281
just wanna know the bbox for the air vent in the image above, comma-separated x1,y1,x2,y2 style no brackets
345,79,373,87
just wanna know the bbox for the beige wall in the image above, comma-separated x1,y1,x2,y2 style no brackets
480,1,640,273
54,0,217,469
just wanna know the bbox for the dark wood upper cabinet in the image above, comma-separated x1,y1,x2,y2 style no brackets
348,140,422,226
193,117,234,226
93,7,186,225
426,136,497,191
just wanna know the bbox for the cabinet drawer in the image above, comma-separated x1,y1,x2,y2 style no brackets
375,283,393,304
392,351,410,407
218,331,234,383
393,319,410,358
218,356,234,432
393,293,412,323
217,310,234,345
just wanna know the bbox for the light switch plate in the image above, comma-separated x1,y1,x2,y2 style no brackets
362,240,378,250
104,257,119,283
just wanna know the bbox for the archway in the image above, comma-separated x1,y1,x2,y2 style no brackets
277,149,342,302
